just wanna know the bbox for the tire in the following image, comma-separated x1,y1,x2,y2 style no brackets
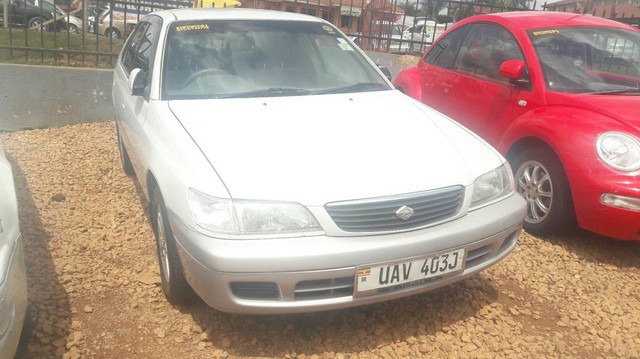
151,187,196,305
105,27,121,39
28,17,47,31
15,307,34,358
67,23,79,34
116,123,135,176
511,147,575,236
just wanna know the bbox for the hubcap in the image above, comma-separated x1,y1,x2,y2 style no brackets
156,206,171,284
516,160,553,224
33,20,44,30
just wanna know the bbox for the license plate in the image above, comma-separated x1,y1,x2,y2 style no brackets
355,248,466,294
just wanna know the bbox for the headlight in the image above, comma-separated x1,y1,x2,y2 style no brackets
470,163,515,209
596,132,640,171
187,189,320,235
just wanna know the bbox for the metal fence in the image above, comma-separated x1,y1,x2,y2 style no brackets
1,0,639,68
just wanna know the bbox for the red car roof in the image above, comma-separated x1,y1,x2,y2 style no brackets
458,11,635,31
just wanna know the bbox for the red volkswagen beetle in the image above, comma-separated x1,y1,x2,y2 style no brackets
394,12,640,240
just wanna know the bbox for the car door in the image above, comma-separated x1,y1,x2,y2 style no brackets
418,25,468,112
113,16,161,178
424,23,531,145
8,0,29,26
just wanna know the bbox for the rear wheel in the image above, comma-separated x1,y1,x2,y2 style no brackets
511,147,575,235
151,187,196,305
67,23,79,34
105,27,121,39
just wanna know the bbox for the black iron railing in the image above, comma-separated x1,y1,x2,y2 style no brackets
0,0,638,68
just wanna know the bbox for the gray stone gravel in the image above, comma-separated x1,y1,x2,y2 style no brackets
2,122,640,359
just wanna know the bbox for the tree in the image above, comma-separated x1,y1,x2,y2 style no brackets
418,0,448,17
397,1,420,16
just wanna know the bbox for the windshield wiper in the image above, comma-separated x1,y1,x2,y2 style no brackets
314,82,389,95
589,88,640,95
220,87,311,98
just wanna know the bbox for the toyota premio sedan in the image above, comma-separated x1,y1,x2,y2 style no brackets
0,141,28,359
394,12,640,240
112,8,526,314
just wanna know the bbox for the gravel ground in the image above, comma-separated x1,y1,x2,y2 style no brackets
2,122,640,359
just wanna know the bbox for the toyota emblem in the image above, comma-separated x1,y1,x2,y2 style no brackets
395,205,414,220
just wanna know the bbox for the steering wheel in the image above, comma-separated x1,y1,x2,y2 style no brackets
181,68,226,88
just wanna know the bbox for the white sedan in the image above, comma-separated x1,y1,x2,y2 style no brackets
0,141,28,358
112,8,526,314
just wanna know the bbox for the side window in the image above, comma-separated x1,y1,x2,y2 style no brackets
122,22,150,74
453,23,524,83
423,26,468,69
136,22,156,72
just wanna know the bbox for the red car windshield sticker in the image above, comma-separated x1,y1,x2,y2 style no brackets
532,29,560,36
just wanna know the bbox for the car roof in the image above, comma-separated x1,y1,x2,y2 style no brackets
151,8,326,23
462,11,634,31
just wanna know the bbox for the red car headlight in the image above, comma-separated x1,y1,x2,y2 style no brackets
596,132,640,172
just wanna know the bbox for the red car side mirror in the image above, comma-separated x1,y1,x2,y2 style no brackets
499,59,530,88
499,59,526,80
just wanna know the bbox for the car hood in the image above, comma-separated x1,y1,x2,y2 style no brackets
168,91,503,205
546,92,640,132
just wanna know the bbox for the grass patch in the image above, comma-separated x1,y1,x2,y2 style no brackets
0,28,125,68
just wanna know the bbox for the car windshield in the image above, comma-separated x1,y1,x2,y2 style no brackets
162,20,390,99
529,27,640,94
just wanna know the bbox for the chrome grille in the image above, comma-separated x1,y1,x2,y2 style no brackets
325,186,464,232
294,277,354,300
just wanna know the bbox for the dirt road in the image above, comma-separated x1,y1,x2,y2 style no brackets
2,122,639,359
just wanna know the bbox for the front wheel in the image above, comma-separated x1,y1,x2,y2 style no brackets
511,147,575,236
151,187,196,305
28,17,47,31
116,123,134,176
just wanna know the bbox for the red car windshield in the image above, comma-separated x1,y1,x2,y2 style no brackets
529,26,640,94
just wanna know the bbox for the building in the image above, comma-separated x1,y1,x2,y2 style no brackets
241,0,403,45
543,0,640,25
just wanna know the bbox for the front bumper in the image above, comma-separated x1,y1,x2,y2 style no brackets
169,194,525,314
0,233,28,359
564,153,640,240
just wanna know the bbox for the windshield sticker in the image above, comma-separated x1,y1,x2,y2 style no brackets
532,29,560,36
176,24,210,32
337,41,354,51
322,25,336,34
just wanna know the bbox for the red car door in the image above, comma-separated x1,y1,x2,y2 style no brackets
421,23,533,145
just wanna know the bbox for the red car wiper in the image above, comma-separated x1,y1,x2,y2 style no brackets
590,88,640,95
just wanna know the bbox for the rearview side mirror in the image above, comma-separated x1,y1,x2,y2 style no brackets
378,65,392,81
499,59,530,88
128,68,147,97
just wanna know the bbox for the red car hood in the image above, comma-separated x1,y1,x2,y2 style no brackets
546,92,640,132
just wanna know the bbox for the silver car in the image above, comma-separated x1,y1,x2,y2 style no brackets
112,8,526,314
0,141,28,358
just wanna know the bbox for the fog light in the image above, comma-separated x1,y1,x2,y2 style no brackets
601,193,640,211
